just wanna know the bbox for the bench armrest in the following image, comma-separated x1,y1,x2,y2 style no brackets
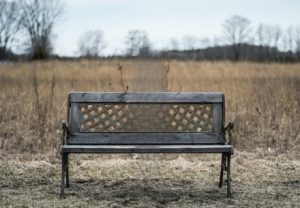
224,122,234,145
61,121,69,145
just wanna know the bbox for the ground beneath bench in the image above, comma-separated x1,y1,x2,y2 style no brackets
0,152,299,207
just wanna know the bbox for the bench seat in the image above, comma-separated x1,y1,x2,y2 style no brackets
61,145,233,154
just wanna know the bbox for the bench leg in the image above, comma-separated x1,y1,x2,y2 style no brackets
219,153,225,188
60,153,67,199
66,154,70,188
226,153,232,198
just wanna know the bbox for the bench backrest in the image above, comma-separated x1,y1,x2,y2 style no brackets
67,92,225,145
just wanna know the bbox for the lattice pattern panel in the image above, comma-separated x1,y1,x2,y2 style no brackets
79,104,213,132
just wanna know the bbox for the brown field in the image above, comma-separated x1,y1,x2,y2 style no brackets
0,60,300,207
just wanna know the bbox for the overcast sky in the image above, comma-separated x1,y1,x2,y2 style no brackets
54,0,300,56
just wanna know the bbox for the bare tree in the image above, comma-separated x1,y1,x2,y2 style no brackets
168,38,179,50
125,30,139,56
125,30,151,57
256,24,282,48
182,36,198,50
19,0,64,59
256,23,283,60
256,23,271,47
138,32,151,57
256,23,265,47
280,26,299,61
295,26,300,53
0,1,20,59
199,38,211,49
78,30,105,58
272,25,282,49
223,15,251,61
286,26,295,52
282,35,289,52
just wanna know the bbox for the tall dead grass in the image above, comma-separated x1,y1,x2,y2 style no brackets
0,60,299,155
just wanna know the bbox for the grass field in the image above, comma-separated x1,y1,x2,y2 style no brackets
0,60,299,207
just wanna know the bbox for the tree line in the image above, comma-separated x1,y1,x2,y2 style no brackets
0,0,63,60
1,0,300,62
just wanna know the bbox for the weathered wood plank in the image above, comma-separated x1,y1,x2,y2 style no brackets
69,103,80,133
213,103,224,137
67,132,223,144
61,144,233,153
68,92,224,103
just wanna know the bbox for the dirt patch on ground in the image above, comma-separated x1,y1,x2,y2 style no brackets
0,152,299,207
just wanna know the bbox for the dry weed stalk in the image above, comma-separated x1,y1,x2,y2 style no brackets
117,63,127,92
32,70,56,151
165,62,170,91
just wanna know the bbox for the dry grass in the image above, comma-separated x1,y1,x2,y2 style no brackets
0,152,299,207
0,60,299,154
0,60,300,207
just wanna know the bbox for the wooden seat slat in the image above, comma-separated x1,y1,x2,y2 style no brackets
61,144,233,154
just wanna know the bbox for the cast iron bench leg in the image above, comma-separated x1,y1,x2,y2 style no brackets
66,154,70,188
219,153,225,188
227,153,232,197
60,153,67,198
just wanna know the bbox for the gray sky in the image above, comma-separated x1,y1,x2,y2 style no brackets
54,0,300,56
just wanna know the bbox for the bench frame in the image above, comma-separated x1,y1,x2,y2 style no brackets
60,92,234,198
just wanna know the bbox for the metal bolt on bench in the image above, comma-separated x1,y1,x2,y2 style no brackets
60,92,234,198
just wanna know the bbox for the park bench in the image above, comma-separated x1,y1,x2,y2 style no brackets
60,92,234,198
